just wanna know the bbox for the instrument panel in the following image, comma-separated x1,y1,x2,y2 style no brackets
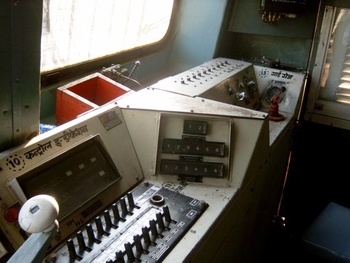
47,183,208,262
156,113,232,183
151,58,261,110
0,104,145,259
0,58,273,262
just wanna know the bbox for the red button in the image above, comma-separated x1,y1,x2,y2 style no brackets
3,206,19,223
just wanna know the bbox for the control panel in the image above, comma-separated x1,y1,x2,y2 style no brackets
0,104,143,259
156,113,232,183
0,102,210,262
46,182,207,263
253,65,306,115
0,59,272,262
152,58,261,110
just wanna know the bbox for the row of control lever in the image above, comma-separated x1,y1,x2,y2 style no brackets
44,184,208,263
65,206,174,262
179,61,232,84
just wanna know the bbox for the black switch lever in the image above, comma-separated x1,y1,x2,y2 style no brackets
115,250,125,263
95,216,109,236
112,203,123,223
77,230,92,252
156,212,165,230
133,234,145,253
127,192,139,209
142,226,153,245
86,223,101,244
163,205,175,223
149,219,159,237
120,197,129,218
124,242,135,262
104,210,117,229
67,239,82,261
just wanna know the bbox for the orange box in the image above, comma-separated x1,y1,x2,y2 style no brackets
56,73,131,124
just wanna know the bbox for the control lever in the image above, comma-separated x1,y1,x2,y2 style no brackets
8,195,59,263
128,60,141,78
268,87,286,121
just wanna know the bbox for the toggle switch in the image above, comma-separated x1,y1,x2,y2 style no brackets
149,219,159,237
115,250,125,263
86,223,101,244
67,239,82,261
77,230,91,252
127,192,138,209
120,197,128,218
124,242,135,261
95,216,109,236
133,234,144,253
142,226,152,245
156,212,165,230
112,203,123,223
103,210,117,229
163,205,173,223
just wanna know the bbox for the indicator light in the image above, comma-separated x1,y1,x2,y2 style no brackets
4,206,19,223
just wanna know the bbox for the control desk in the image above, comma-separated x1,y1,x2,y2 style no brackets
0,57,306,262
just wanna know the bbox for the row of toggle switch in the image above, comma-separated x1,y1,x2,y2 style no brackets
45,184,209,263
106,206,175,263
179,61,232,84
48,191,177,263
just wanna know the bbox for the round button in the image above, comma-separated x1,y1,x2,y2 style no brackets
3,206,19,223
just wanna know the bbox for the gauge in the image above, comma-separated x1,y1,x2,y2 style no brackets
263,85,286,105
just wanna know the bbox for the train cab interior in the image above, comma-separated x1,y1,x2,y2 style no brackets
1,0,350,262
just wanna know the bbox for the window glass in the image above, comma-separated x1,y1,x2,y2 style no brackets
41,0,174,73
319,7,350,104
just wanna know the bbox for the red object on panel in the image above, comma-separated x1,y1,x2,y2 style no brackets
56,73,131,125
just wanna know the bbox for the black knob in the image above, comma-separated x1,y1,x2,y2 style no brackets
103,210,116,229
95,216,109,236
77,231,91,252
163,205,173,223
67,239,78,260
142,226,151,245
86,223,101,244
127,192,136,209
115,250,125,263
149,219,158,237
156,212,165,230
124,242,135,261
133,234,143,253
120,197,128,217
112,203,121,223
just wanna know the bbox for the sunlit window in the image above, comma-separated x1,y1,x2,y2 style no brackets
318,7,350,104
41,0,174,73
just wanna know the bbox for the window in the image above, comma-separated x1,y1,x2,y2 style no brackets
41,0,174,76
318,7,350,104
305,4,350,129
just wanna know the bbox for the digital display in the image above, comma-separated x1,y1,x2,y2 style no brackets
160,159,224,177
17,136,122,221
183,120,208,135
161,138,225,157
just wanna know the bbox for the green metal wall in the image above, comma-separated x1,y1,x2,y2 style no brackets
0,1,42,152
216,0,320,71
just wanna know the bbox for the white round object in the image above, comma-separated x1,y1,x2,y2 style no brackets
18,195,59,233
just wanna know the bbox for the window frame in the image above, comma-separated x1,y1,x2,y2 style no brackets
305,2,350,129
40,1,177,89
